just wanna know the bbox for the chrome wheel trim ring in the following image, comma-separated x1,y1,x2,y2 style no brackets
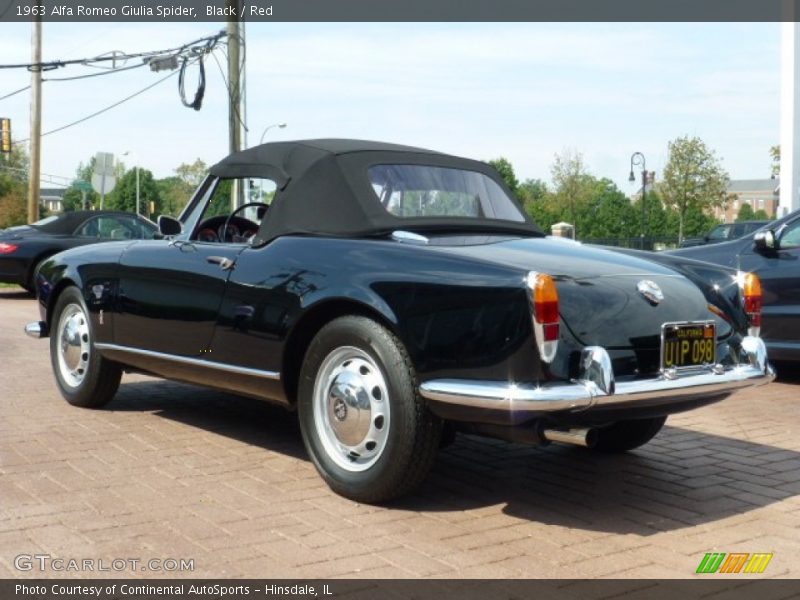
56,303,91,388
312,346,390,472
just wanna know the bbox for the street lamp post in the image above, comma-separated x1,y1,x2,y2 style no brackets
259,122,287,145
629,152,648,250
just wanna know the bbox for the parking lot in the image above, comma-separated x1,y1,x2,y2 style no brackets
1,287,799,579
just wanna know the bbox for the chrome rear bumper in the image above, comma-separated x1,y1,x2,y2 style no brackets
419,336,774,415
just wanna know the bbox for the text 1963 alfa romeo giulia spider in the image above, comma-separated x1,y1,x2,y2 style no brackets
27,139,774,502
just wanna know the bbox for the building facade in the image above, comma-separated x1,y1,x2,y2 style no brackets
712,179,779,222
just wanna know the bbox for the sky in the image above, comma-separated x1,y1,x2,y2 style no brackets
0,22,781,194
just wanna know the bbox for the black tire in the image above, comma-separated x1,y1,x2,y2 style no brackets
49,286,121,408
591,416,667,453
298,316,442,503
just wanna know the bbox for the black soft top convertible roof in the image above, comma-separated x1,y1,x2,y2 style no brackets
209,139,542,242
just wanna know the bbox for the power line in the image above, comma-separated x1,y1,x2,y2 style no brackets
13,64,187,145
0,31,226,71
44,61,147,82
0,85,30,101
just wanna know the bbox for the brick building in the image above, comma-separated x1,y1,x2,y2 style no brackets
713,178,779,221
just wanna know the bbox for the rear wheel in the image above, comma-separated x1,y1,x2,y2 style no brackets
591,416,667,453
298,316,442,503
50,286,121,408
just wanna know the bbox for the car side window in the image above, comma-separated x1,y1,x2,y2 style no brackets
77,216,153,240
708,224,731,240
779,219,800,250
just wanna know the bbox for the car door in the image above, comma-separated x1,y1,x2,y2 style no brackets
738,216,800,353
114,239,244,356
113,179,255,357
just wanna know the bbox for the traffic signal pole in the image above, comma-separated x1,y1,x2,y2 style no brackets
27,16,42,223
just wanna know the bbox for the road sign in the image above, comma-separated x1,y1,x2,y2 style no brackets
74,180,92,192
91,173,116,195
93,152,115,176
92,152,116,208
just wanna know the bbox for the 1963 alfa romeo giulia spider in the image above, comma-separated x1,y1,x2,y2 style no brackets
27,139,774,502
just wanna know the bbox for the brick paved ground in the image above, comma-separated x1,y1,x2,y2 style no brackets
1,287,799,579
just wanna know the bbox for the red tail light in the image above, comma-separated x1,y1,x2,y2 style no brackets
741,272,763,336
0,242,18,254
527,272,560,362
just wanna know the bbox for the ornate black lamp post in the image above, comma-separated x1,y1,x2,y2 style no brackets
629,152,648,250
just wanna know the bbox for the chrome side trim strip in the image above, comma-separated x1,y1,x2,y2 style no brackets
94,343,280,381
419,336,774,415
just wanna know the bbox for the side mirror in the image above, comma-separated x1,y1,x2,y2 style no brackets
158,215,182,237
754,230,777,251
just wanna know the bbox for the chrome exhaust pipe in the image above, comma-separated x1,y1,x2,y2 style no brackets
541,427,597,448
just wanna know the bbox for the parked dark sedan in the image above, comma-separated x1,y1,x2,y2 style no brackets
669,209,800,363
0,210,157,291
27,140,774,502
680,220,769,248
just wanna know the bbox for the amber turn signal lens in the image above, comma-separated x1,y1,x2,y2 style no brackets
743,272,763,327
532,273,559,324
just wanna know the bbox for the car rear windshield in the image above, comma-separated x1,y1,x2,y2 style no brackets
368,164,525,222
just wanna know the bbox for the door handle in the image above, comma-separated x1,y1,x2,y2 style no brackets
207,256,235,271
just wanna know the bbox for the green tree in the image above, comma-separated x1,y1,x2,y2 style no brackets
753,208,769,220
157,158,209,217
659,136,730,243
61,160,97,212
518,178,554,231
106,168,161,216
580,178,637,239
736,203,755,221
632,190,671,238
668,203,719,239
550,150,595,237
0,144,30,227
487,157,519,196
770,145,780,178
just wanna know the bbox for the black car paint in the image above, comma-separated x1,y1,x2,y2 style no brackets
0,213,157,289
669,210,800,362
37,230,746,420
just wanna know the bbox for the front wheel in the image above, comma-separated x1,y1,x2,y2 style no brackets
591,416,667,453
49,286,121,408
298,316,442,503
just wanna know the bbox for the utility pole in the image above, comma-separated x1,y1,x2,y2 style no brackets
226,2,244,209
27,16,42,223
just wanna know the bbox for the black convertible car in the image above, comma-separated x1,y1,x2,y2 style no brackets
27,140,774,502
0,210,157,292
669,208,800,363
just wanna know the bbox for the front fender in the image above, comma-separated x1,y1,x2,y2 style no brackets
36,242,133,342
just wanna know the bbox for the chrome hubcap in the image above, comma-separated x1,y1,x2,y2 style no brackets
313,346,390,472
56,303,90,388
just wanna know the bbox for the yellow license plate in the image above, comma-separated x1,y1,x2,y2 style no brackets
661,322,716,370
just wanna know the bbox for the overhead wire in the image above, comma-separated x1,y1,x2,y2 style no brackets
0,30,226,71
209,47,248,132
12,62,191,145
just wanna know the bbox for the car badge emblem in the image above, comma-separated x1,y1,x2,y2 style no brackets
637,280,664,305
92,284,104,300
